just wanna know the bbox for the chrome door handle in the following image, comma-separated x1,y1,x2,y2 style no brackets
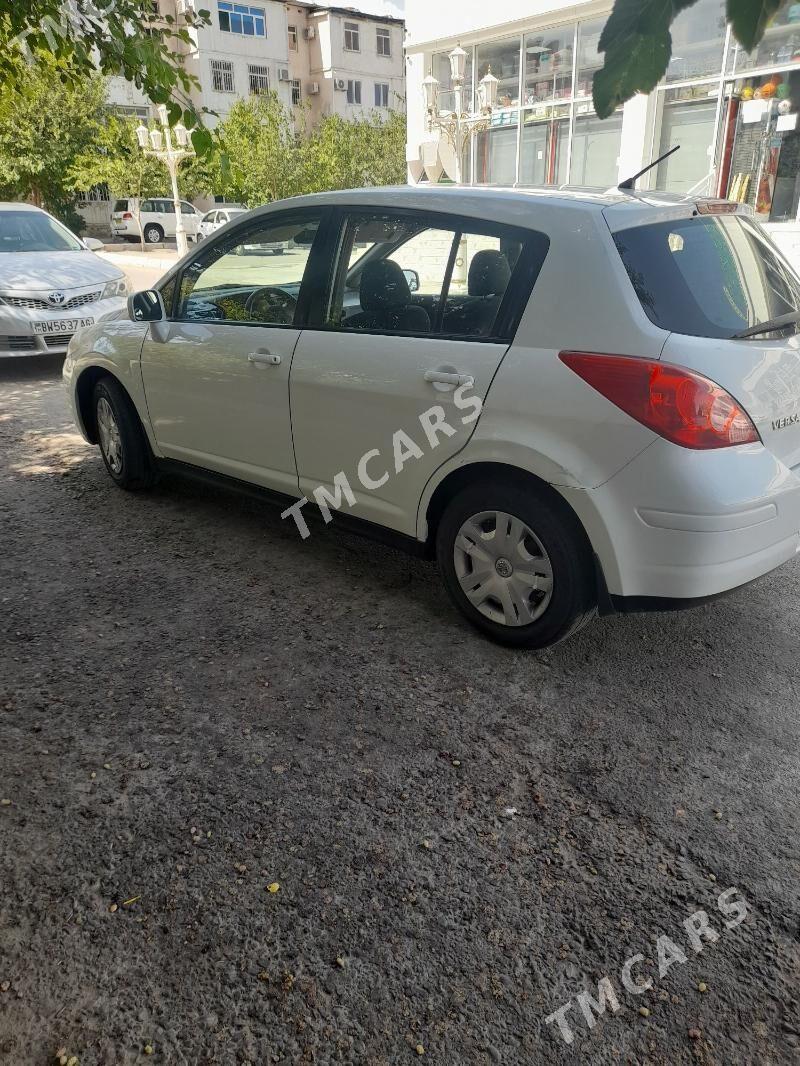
424,370,474,388
248,351,282,366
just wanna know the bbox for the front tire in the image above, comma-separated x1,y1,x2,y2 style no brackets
93,377,156,491
436,480,596,649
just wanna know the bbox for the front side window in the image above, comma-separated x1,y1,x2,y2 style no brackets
176,213,322,326
218,1,266,36
613,213,800,338
346,80,362,105
374,82,389,107
344,21,360,51
325,212,548,340
211,58,235,93
376,27,391,56
248,63,270,95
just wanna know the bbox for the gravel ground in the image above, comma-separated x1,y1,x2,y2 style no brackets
1,354,799,1066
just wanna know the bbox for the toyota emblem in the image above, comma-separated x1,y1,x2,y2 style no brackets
48,291,66,306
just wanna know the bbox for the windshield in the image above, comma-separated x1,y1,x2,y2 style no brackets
612,214,800,339
0,210,84,253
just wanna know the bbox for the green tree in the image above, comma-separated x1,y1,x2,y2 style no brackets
302,110,407,193
0,58,106,229
210,95,306,205
0,0,213,149
595,0,789,118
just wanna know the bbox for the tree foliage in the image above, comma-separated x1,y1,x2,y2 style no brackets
595,0,788,118
0,0,213,149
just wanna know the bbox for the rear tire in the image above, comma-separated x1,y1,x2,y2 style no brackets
143,223,164,244
93,376,156,491
436,479,597,649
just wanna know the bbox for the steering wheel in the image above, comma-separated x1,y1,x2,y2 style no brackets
244,286,297,324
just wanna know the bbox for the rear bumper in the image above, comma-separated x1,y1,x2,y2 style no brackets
561,438,800,602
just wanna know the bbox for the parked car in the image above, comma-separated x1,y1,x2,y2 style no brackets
111,197,201,244
0,202,129,358
64,186,800,648
197,205,248,240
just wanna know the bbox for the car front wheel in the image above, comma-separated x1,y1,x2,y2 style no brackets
93,377,156,491
436,480,597,649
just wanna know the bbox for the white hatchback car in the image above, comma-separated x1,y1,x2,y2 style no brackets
0,203,129,358
64,186,800,648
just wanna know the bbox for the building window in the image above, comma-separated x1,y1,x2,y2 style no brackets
346,79,362,104
344,21,360,52
248,64,270,95
211,58,235,93
218,2,266,37
291,79,302,105
374,82,390,107
288,24,297,50
376,27,391,56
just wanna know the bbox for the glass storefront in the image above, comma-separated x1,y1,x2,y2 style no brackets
424,0,800,222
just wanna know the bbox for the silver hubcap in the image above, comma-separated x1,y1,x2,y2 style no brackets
96,396,123,474
453,510,553,627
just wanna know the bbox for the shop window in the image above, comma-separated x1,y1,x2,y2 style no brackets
664,0,726,83
475,124,518,185
575,19,605,101
654,89,720,194
728,8,800,75
519,105,570,185
523,26,573,105
570,110,623,187
476,36,521,110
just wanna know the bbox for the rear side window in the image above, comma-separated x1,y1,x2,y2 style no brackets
113,200,128,212
613,214,800,339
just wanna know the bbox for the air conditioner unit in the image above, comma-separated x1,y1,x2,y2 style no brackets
303,26,316,40
278,68,290,82
308,82,320,95
334,78,347,91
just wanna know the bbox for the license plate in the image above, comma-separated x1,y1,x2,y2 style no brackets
32,317,94,334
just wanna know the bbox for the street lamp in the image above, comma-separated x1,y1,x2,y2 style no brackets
134,106,195,256
423,45,499,183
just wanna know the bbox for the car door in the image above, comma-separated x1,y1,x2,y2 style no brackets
140,207,328,494
181,201,200,238
289,208,548,535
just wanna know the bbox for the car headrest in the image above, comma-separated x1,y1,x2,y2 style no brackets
359,259,412,312
468,249,512,298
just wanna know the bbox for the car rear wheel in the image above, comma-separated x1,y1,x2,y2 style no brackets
93,377,156,491
436,480,597,649
143,223,164,244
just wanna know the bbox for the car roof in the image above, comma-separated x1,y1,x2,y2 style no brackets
248,184,707,231
0,202,47,212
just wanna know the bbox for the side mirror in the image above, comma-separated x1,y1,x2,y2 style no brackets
403,268,420,293
83,236,105,252
128,290,165,322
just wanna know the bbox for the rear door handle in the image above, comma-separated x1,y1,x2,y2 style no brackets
424,370,474,388
248,351,282,367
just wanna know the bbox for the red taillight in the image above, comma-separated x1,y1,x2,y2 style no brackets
559,351,759,450
122,212,132,219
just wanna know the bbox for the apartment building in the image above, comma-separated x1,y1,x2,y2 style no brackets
79,1,405,230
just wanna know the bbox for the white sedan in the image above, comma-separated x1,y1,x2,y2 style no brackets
0,203,129,357
197,205,248,241
64,185,800,648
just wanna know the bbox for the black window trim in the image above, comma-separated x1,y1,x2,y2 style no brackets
304,204,550,344
163,206,336,329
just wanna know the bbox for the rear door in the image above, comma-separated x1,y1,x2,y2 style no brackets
289,207,549,535
608,206,800,469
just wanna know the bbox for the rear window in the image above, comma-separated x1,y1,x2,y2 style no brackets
612,214,800,339
113,200,128,212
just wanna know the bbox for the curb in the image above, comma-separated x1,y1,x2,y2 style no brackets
98,249,179,272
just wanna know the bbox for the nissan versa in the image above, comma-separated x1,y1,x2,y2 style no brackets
64,185,800,648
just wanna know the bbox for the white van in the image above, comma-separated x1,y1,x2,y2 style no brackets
111,198,202,244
